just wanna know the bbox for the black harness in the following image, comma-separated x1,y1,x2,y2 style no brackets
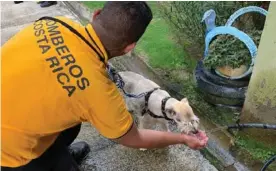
142,88,173,121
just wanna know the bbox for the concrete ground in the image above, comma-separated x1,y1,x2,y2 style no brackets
1,1,217,171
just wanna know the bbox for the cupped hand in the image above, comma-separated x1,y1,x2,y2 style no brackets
183,130,208,150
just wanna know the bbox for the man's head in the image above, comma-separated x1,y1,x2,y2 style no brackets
92,2,152,57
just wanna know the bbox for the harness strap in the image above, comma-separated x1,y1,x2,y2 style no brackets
142,89,173,121
85,27,105,58
142,88,159,115
161,97,173,121
37,16,105,64
147,110,170,120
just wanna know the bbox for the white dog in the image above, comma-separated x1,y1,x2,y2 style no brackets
118,71,200,135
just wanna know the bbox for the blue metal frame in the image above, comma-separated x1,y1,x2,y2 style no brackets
202,6,268,80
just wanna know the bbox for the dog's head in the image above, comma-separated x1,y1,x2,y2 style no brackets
166,98,199,134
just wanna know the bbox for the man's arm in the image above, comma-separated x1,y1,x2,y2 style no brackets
115,124,208,150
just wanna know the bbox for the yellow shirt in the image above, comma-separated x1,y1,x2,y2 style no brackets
1,16,133,167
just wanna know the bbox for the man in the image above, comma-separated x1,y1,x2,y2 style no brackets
1,2,208,171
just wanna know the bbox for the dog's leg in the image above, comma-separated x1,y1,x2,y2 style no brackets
166,122,171,132
139,114,152,129
138,116,145,130
160,120,170,132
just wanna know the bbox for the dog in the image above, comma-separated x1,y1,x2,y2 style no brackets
118,71,200,136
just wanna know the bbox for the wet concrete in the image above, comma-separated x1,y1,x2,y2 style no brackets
77,123,218,171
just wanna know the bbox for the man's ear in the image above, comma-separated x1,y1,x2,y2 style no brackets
181,98,189,104
123,42,136,54
92,9,101,21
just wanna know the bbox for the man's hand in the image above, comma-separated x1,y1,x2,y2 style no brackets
114,124,208,150
182,131,208,150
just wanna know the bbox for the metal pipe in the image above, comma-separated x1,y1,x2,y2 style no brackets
227,123,276,131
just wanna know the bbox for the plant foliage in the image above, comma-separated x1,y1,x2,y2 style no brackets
203,30,262,69
158,1,265,59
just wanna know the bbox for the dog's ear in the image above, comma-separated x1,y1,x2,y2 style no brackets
165,108,176,116
181,98,189,104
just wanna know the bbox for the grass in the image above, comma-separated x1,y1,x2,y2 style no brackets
82,1,190,70
82,1,105,10
235,135,276,162
233,135,276,170
135,2,190,70
135,18,188,69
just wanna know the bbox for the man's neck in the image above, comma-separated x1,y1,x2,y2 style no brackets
91,22,121,59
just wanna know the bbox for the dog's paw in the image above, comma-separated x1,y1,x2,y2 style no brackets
139,148,147,151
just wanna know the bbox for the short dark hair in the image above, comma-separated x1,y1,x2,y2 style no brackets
95,1,152,47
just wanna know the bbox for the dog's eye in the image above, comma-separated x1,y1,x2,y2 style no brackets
171,111,176,116
176,118,181,122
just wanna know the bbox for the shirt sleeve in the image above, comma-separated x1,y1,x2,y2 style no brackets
82,74,133,139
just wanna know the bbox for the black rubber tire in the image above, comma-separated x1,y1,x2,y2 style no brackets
213,104,242,111
200,90,244,107
194,63,247,99
197,61,250,88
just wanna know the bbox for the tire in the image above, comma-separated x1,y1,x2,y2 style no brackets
200,90,244,107
194,63,247,99
197,61,250,88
